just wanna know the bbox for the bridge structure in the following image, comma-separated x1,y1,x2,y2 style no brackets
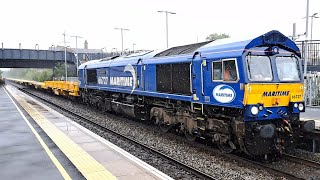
0,48,76,68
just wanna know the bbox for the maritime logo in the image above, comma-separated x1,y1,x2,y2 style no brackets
212,85,236,103
124,64,137,94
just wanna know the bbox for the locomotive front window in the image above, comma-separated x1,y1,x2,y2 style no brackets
275,56,300,81
246,55,273,81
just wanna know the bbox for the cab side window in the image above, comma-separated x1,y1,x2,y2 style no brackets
212,62,223,80
212,59,238,82
223,60,237,81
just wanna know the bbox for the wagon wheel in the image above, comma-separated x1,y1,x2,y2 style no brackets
217,141,234,154
184,130,197,141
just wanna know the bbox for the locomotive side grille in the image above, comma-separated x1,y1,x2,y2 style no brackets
156,63,191,95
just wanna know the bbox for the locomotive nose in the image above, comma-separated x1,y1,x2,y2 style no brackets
255,124,275,138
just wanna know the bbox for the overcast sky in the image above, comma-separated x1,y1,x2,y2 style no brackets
1,0,319,51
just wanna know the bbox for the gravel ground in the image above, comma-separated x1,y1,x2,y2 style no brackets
25,88,320,179
288,149,320,163
267,159,320,179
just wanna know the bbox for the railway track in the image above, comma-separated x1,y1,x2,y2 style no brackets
9,83,318,180
284,153,320,169
12,85,216,180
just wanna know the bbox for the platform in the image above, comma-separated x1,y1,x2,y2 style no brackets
0,86,78,180
301,107,320,130
1,85,172,180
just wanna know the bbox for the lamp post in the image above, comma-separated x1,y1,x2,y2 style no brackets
157,10,176,48
111,48,117,56
63,32,68,81
302,0,309,100
132,43,136,52
70,35,83,76
124,48,130,55
310,13,319,41
114,27,129,53
101,47,105,58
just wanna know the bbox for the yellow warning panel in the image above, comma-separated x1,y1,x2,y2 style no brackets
243,83,304,107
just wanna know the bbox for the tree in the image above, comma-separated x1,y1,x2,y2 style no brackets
206,33,230,41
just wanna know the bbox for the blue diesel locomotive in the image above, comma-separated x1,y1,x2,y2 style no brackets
78,30,315,156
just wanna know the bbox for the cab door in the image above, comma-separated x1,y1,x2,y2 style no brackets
191,54,204,103
202,58,242,108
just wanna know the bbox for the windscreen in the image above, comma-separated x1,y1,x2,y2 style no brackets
246,55,273,81
276,56,300,81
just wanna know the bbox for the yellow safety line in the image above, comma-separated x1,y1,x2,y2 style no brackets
6,86,116,180
3,86,72,180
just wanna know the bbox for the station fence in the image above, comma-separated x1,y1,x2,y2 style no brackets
296,40,320,106
305,73,320,106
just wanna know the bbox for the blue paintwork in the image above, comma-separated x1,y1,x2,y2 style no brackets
78,30,303,121
244,105,290,121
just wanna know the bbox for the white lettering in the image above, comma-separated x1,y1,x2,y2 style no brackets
97,77,109,85
110,77,132,86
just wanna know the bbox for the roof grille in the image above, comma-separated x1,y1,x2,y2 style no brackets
154,41,212,58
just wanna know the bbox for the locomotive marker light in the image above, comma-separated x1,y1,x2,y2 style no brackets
272,46,279,54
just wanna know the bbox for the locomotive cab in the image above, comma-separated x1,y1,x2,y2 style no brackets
195,30,315,155
241,45,314,155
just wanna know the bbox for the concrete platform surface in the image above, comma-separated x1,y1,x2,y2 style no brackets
4,85,173,180
0,86,81,180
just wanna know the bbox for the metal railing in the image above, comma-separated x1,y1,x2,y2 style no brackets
305,73,320,106
296,40,320,106
296,40,320,66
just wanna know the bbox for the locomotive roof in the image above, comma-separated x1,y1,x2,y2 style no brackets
197,30,300,57
78,30,300,69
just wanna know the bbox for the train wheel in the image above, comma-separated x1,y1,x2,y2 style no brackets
184,130,196,141
217,141,234,154
159,123,172,133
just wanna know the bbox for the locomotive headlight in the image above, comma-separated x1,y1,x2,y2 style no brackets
251,106,259,115
298,103,304,111
294,103,298,108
